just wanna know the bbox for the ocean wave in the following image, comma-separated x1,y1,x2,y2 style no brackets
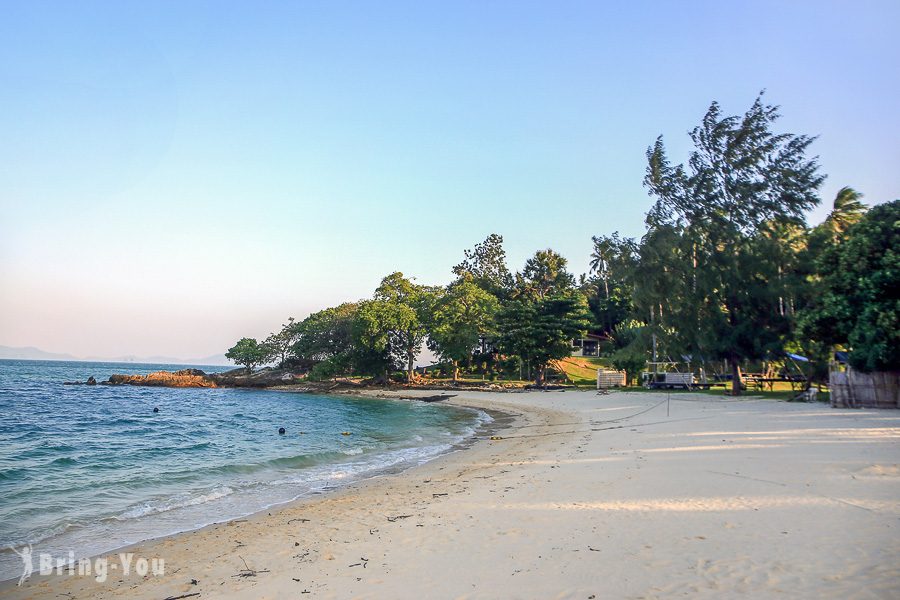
0,519,87,550
0,376,488,581
0,470,22,482
115,486,236,520
232,412,261,422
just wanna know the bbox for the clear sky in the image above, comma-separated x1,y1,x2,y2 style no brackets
1,0,898,359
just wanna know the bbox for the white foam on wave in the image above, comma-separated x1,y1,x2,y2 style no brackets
5,402,493,584
116,485,235,520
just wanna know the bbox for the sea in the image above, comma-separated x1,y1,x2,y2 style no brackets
0,359,490,581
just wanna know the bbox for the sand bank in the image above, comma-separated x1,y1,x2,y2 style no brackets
4,390,899,599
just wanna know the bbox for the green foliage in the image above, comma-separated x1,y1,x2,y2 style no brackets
608,320,649,385
497,293,592,385
291,303,358,374
373,272,434,381
264,317,300,368
453,233,514,298
642,93,824,392
351,299,405,380
824,187,867,239
427,275,500,380
799,200,899,371
587,232,638,334
225,337,268,373
516,249,576,301
307,357,346,381
225,95,887,391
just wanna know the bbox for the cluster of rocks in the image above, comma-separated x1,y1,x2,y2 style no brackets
108,369,218,388
65,367,307,389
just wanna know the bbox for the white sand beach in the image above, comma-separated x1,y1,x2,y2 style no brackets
5,389,899,599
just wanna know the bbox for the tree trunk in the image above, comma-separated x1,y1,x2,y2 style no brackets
407,353,415,383
731,359,742,396
535,364,545,387
453,360,459,382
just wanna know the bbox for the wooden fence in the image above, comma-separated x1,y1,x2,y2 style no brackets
597,369,627,389
829,368,900,408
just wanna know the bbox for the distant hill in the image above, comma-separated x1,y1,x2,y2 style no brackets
0,345,232,366
0,345,80,361
83,353,232,366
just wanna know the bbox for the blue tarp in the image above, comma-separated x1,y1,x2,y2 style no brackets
786,352,809,362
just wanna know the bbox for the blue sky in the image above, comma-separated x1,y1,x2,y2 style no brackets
1,1,898,358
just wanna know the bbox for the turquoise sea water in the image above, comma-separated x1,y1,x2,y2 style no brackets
0,359,488,581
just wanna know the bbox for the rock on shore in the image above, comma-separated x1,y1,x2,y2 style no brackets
102,367,307,389
107,369,218,388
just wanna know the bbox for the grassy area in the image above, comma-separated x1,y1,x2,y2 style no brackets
552,356,610,387
548,361,828,401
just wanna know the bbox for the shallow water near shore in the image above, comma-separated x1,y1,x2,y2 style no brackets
0,359,489,581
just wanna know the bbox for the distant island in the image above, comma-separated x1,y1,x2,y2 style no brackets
0,345,231,366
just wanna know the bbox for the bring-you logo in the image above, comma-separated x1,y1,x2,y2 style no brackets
8,545,164,585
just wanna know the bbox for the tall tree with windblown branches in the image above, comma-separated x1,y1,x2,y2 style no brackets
642,93,824,394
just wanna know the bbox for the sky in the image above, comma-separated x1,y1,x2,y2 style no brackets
1,0,898,359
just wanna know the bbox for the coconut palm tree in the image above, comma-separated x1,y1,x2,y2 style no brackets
825,186,866,238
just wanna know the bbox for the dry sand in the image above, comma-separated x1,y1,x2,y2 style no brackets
4,390,899,599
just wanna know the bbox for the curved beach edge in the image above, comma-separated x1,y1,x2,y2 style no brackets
4,389,899,599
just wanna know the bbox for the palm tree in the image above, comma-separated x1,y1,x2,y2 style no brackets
825,186,866,238
589,235,613,299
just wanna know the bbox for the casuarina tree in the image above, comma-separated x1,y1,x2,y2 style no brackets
643,93,824,394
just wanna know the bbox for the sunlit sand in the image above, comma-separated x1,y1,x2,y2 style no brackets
5,389,898,599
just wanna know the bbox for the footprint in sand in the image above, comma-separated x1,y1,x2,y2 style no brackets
856,464,900,477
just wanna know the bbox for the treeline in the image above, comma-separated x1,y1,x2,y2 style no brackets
227,236,592,386
227,94,899,393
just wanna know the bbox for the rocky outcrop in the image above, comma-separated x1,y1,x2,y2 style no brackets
209,368,306,388
64,376,102,385
107,369,218,388
102,367,309,389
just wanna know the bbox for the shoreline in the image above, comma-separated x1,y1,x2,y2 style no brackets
0,390,519,584
0,390,539,592
4,390,898,598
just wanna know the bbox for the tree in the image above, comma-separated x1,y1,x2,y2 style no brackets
351,299,409,382
587,233,638,334
643,93,824,394
291,303,359,376
428,276,500,381
497,293,591,385
225,337,268,374
264,317,300,368
627,222,683,366
608,319,649,385
824,187,867,239
517,249,576,300
373,272,433,382
799,200,899,372
806,187,868,263
453,234,514,298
